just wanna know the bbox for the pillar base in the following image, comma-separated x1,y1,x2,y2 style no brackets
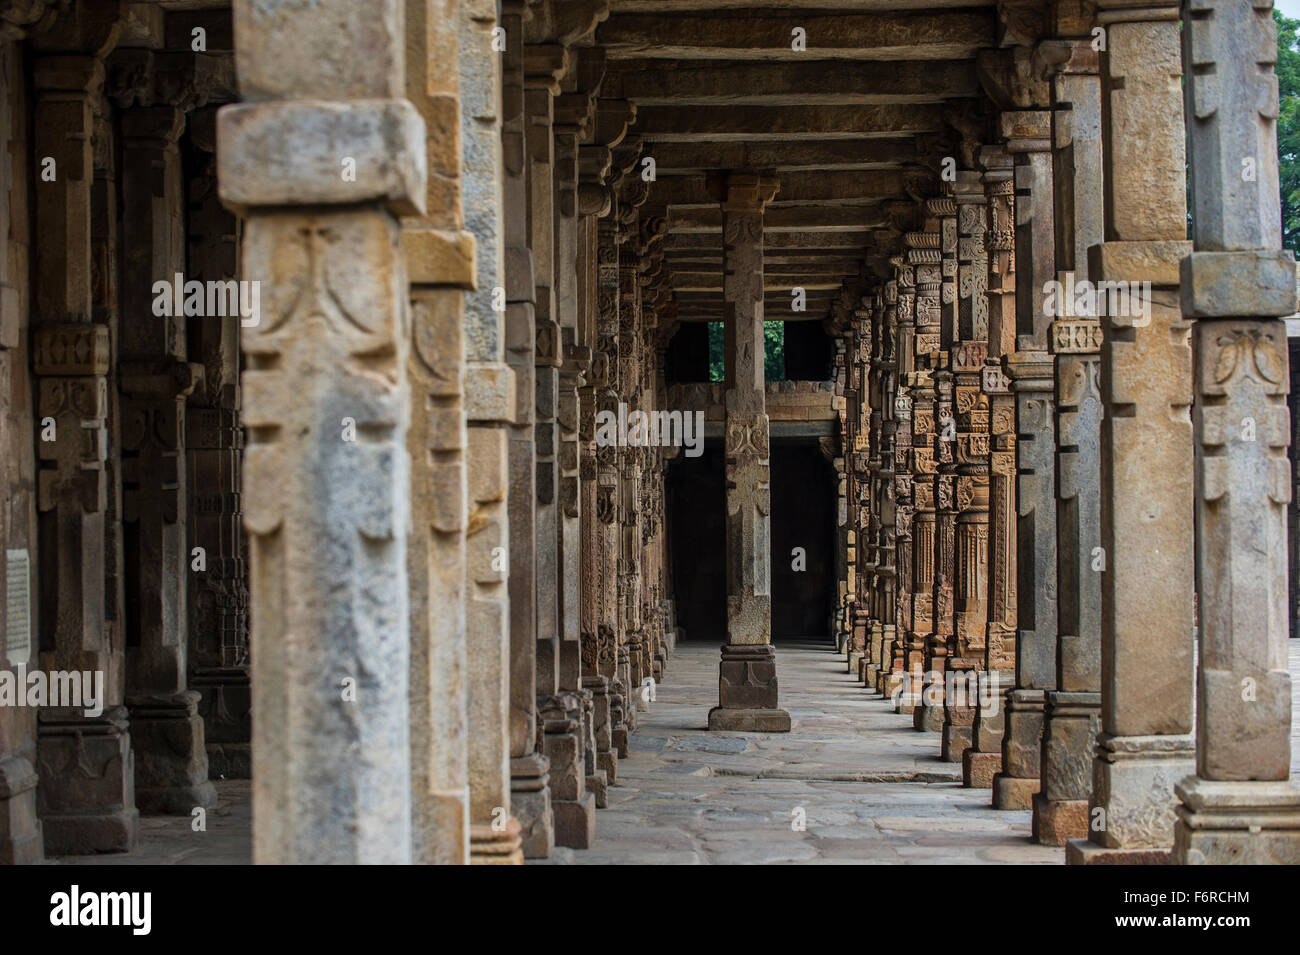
847,650,864,675
914,702,944,733
37,706,139,855
193,667,251,779
1032,794,1088,845
963,751,1001,789
509,752,554,859
941,722,972,762
469,820,524,865
1089,732,1194,850
992,773,1039,810
586,769,608,809
1065,838,1172,865
0,755,43,864
128,691,218,814
708,707,791,732
554,791,597,849
712,644,790,731
1172,778,1300,864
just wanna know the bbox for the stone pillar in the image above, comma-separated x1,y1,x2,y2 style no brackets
0,32,42,864
993,108,1057,811
943,169,992,762
218,0,425,863
967,150,1018,788
1066,1,1195,863
402,0,471,865
32,50,138,855
502,15,553,860
117,101,215,816
183,108,251,782
462,0,521,866
1171,0,1300,864
1035,39,1104,845
886,259,916,700
542,90,597,849
708,172,790,733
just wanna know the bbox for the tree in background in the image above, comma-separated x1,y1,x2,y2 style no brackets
1277,9,1300,254
707,320,785,382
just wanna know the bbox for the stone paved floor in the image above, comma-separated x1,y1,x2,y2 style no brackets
49,639,1300,865
539,639,1061,865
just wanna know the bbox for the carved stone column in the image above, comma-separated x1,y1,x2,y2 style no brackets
967,149,1018,788
32,47,138,854
183,108,250,783
501,26,554,861
1035,39,1104,845
402,0,471,865
1066,0,1195,863
463,0,521,866
218,0,425,863
943,169,992,762
993,108,1057,811
708,172,789,733
1171,0,1300,864
118,102,215,816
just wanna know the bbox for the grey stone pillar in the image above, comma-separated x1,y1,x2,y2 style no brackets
118,103,216,816
462,0,522,866
993,109,1057,811
219,0,424,863
1067,1,1195,863
708,172,790,733
402,0,470,865
1036,39,1104,846
32,50,138,855
1171,0,1300,864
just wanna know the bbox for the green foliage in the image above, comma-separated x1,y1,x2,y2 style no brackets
764,321,785,381
706,320,786,382
1277,9,1300,254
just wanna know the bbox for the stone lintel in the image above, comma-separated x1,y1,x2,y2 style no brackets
217,99,428,216
1179,250,1297,319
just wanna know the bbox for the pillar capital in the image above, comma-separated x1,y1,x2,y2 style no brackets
709,172,780,213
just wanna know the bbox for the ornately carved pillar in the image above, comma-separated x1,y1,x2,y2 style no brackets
1066,0,1195,863
708,172,790,733
219,0,424,863
943,169,992,762
966,148,1018,788
33,49,138,855
1036,38,1104,845
1171,0,1300,864
993,108,1057,811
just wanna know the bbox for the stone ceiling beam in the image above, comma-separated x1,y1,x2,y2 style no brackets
608,59,977,105
645,139,917,174
635,103,949,141
666,230,876,250
651,170,904,206
667,205,887,232
596,10,995,61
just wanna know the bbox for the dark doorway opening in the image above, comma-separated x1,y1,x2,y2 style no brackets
770,440,837,641
666,442,726,642
666,437,837,644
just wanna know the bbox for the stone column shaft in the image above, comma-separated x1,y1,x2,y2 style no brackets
219,0,425,864
1036,44,1104,845
1172,0,1300,864
1068,3,1196,863
709,172,789,733
993,109,1057,811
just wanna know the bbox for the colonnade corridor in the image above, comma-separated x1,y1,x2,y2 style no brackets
4,0,1300,927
